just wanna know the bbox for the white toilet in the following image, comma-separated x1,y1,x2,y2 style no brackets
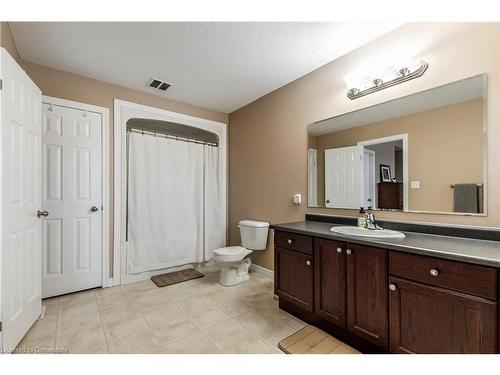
213,220,269,286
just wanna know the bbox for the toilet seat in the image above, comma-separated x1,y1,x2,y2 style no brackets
213,246,252,262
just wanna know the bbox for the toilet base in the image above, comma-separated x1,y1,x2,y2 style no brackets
217,257,252,286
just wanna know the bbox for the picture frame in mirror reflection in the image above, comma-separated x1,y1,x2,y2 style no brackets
380,165,392,183
307,74,487,216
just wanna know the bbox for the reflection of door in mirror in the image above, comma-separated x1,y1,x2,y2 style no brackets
324,145,364,208
308,149,318,207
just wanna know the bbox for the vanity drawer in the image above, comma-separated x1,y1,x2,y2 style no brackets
389,252,498,300
274,230,313,255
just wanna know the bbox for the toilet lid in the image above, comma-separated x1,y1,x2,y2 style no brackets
213,246,246,256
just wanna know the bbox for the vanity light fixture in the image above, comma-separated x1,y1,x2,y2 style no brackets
346,60,428,100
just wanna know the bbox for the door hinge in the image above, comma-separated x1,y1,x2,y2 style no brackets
0,79,3,90
0,321,2,332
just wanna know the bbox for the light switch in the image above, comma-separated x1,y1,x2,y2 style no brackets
293,193,302,205
411,181,421,189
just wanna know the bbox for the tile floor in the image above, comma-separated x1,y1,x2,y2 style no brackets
15,267,358,354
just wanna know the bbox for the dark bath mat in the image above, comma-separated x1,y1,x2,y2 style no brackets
151,268,204,287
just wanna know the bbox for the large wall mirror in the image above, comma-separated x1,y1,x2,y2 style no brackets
307,74,487,215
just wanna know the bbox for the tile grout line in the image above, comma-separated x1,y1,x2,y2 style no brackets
94,289,112,354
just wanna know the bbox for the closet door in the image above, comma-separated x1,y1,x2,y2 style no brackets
41,102,102,298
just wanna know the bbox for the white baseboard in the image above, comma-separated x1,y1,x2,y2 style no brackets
250,263,274,279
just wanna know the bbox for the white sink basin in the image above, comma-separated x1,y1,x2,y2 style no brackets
330,226,405,239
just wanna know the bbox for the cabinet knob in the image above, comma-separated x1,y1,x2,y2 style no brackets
346,249,352,255
336,247,343,254
287,239,294,245
389,284,397,291
306,260,311,266
429,269,439,277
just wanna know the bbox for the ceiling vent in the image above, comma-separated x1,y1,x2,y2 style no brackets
147,78,172,91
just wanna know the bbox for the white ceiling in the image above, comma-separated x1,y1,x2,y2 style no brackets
309,74,486,136
9,22,401,113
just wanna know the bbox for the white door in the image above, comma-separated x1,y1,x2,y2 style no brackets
324,145,364,209
0,48,42,352
41,101,102,298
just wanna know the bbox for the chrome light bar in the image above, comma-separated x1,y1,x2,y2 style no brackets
347,60,428,100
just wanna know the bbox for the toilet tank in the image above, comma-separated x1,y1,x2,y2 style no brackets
239,220,270,250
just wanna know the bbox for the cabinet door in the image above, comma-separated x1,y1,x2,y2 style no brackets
314,239,347,327
389,276,497,354
275,247,314,311
346,243,388,348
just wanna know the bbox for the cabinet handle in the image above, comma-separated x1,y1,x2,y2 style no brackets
306,260,311,266
336,247,343,254
346,249,352,255
429,269,439,277
287,239,294,245
389,284,397,291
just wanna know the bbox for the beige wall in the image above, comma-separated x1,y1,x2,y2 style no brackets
1,22,228,277
1,22,21,63
311,99,484,213
229,23,500,271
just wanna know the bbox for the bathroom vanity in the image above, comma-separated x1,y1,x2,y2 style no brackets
273,217,500,354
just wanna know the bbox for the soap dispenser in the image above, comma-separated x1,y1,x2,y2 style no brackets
358,207,366,228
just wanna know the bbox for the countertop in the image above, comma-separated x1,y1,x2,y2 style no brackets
272,221,500,268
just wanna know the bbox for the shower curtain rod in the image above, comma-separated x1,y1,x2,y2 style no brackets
127,127,218,147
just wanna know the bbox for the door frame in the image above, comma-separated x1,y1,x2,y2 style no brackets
307,148,318,207
363,148,376,207
113,99,227,286
358,134,409,211
42,96,111,288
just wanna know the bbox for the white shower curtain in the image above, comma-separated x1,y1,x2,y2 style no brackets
127,132,224,274
204,145,225,259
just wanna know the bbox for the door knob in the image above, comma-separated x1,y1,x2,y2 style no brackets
90,206,99,212
336,247,343,254
287,239,294,245
37,210,49,218
346,249,352,255
389,284,397,291
306,260,311,266
429,269,439,277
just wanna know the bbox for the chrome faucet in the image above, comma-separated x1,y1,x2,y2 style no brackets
365,207,382,230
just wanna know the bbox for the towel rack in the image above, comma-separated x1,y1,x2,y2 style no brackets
450,183,483,188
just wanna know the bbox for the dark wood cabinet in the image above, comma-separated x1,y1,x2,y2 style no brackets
389,251,498,300
346,243,389,349
275,246,314,312
274,229,499,354
314,239,347,327
378,182,403,210
389,276,498,353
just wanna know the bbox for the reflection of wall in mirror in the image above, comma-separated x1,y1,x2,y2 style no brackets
309,98,484,212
